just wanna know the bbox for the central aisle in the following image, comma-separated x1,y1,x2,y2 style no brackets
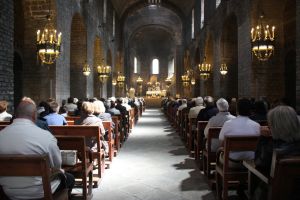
93,109,214,200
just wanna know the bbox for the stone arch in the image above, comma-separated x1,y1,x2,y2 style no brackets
13,52,23,109
93,36,104,98
70,13,87,99
220,14,238,99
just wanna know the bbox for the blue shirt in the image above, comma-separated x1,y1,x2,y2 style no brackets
44,113,67,125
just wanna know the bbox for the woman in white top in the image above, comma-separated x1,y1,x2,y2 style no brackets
0,100,12,121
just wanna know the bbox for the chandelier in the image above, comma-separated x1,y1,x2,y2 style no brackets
117,72,125,87
136,76,143,86
36,16,62,65
181,73,190,87
251,13,275,61
220,63,228,76
97,60,111,82
165,77,172,88
191,77,196,85
36,1,61,65
198,57,211,80
82,62,91,76
112,79,117,86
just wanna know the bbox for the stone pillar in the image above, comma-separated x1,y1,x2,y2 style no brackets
175,45,184,97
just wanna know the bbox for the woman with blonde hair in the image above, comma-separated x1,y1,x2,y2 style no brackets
0,100,12,121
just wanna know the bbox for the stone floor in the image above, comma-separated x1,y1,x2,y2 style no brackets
91,108,215,200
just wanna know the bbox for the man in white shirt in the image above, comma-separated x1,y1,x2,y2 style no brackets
0,100,12,121
204,98,236,152
219,98,260,167
188,97,205,119
0,97,74,199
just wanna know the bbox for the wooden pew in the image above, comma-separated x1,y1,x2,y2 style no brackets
194,121,208,170
0,154,68,200
111,116,121,153
56,136,93,200
187,118,197,154
49,126,105,181
202,127,222,179
244,150,300,200
102,121,114,164
215,135,259,200
0,121,11,125
65,116,80,122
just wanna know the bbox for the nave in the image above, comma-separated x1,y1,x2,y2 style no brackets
93,109,214,200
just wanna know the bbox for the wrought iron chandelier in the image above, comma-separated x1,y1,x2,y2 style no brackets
181,73,190,87
198,57,211,80
251,12,275,61
165,77,172,88
220,63,228,76
136,76,143,86
36,0,62,65
97,60,111,82
117,72,125,87
82,62,91,76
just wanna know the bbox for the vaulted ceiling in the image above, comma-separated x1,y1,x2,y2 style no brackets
111,0,195,17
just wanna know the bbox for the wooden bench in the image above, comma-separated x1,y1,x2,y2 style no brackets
56,136,93,200
0,121,11,125
102,121,114,164
187,118,197,154
111,116,121,152
215,135,259,200
49,125,105,181
65,116,80,122
194,121,208,169
203,127,222,179
0,154,68,200
244,150,300,200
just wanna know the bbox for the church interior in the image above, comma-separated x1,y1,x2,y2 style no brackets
0,0,299,199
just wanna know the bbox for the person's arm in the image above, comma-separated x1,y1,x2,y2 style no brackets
48,136,62,169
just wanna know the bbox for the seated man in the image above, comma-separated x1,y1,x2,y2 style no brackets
219,98,260,168
188,97,205,119
0,97,74,199
197,96,218,121
44,101,67,125
204,98,236,152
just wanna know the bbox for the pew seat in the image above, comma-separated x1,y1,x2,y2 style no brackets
0,154,68,200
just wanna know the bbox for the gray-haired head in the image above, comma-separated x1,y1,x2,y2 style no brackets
268,105,300,143
195,97,203,106
16,97,37,122
216,98,229,112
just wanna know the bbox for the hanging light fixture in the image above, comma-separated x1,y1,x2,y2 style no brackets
181,73,190,87
251,12,275,61
117,72,125,87
136,76,143,86
112,79,117,86
82,62,91,76
165,77,172,88
191,77,196,85
220,63,228,76
36,0,62,65
97,59,111,82
198,57,211,80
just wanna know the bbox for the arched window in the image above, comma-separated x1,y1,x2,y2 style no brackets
152,58,159,74
134,57,138,73
201,0,205,29
191,9,195,39
216,0,221,8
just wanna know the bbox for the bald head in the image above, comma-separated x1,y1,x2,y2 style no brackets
15,97,37,122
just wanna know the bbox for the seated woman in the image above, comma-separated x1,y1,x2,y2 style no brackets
0,100,12,121
254,105,300,199
75,101,108,154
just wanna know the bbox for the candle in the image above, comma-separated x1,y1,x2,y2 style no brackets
37,30,40,42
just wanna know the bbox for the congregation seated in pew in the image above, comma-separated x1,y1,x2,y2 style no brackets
0,100,12,122
0,97,74,199
253,105,300,199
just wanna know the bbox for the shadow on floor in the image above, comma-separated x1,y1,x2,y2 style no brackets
173,158,196,170
180,170,210,191
168,147,187,156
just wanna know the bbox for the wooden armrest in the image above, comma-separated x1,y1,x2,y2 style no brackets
243,160,269,184
216,147,224,165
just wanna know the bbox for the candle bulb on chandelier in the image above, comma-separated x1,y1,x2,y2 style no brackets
37,30,40,42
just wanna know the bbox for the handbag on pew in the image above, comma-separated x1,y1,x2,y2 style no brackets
60,150,77,166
